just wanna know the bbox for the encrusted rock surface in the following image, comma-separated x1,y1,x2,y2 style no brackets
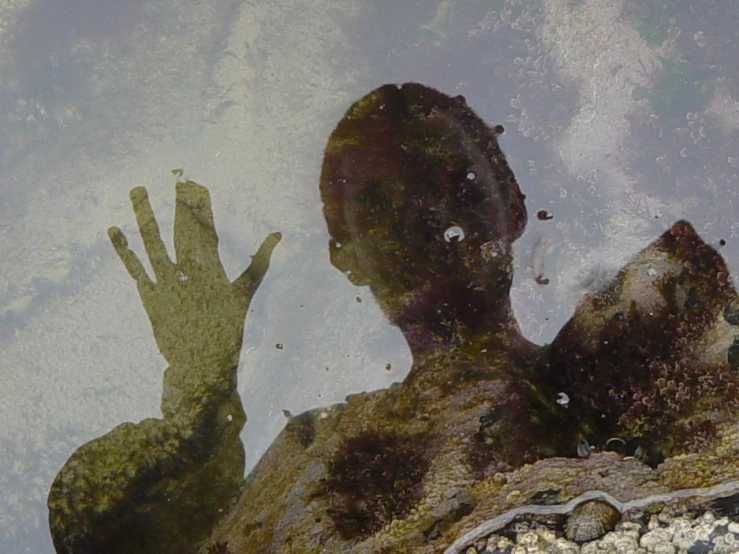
477,509,739,554
201,85,739,554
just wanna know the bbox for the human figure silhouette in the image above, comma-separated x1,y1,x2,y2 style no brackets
320,83,530,358
48,84,739,554
203,83,738,552
48,82,536,554
197,83,560,551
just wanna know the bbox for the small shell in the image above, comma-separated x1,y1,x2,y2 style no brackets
577,439,593,458
564,500,621,542
444,225,465,243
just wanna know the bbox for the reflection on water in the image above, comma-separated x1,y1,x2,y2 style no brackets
0,1,737,552
47,84,739,554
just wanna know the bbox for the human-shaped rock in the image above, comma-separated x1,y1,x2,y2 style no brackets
201,84,739,552
48,84,739,554
48,179,280,554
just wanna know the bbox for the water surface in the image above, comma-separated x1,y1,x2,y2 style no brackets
0,0,736,551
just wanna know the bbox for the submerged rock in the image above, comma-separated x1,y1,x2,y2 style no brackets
47,84,739,554
202,86,739,553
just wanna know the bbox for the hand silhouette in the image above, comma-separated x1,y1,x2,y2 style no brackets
108,180,280,401
49,178,281,554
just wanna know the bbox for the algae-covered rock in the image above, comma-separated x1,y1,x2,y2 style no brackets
206,225,739,554
199,85,739,553
48,84,739,554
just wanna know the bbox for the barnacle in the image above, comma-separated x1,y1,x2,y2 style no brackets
564,499,621,542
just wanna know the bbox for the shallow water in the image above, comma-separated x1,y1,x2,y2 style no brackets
0,0,737,551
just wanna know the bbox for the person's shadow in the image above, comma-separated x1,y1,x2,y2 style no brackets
48,176,280,554
216,83,738,551
47,83,739,554
47,83,535,554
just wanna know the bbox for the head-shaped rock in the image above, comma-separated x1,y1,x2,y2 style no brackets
320,83,527,351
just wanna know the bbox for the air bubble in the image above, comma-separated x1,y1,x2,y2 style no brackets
444,226,465,243
556,392,570,407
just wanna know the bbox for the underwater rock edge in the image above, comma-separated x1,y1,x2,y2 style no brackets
202,221,739,553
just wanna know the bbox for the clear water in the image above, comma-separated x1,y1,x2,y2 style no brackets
0,0,736,551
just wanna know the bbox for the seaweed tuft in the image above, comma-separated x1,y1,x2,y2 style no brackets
321,429,428,540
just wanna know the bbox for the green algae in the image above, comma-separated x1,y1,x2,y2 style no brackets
631,1,689,49
631,86,649,102
48,180,281,554
633,16,670,49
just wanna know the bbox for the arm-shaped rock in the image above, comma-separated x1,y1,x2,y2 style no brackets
204,222,739,553
48,414,244,554
47,180,281,554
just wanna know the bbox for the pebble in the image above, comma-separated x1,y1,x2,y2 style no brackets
641,527,673,550
653,544,676,554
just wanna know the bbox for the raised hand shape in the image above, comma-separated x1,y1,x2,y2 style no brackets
48,178,281,554
108,180,281,375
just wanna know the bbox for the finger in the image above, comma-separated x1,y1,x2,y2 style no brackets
130,187,174,281
174,181,223,278
108,226,154,287
234,232,282,296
